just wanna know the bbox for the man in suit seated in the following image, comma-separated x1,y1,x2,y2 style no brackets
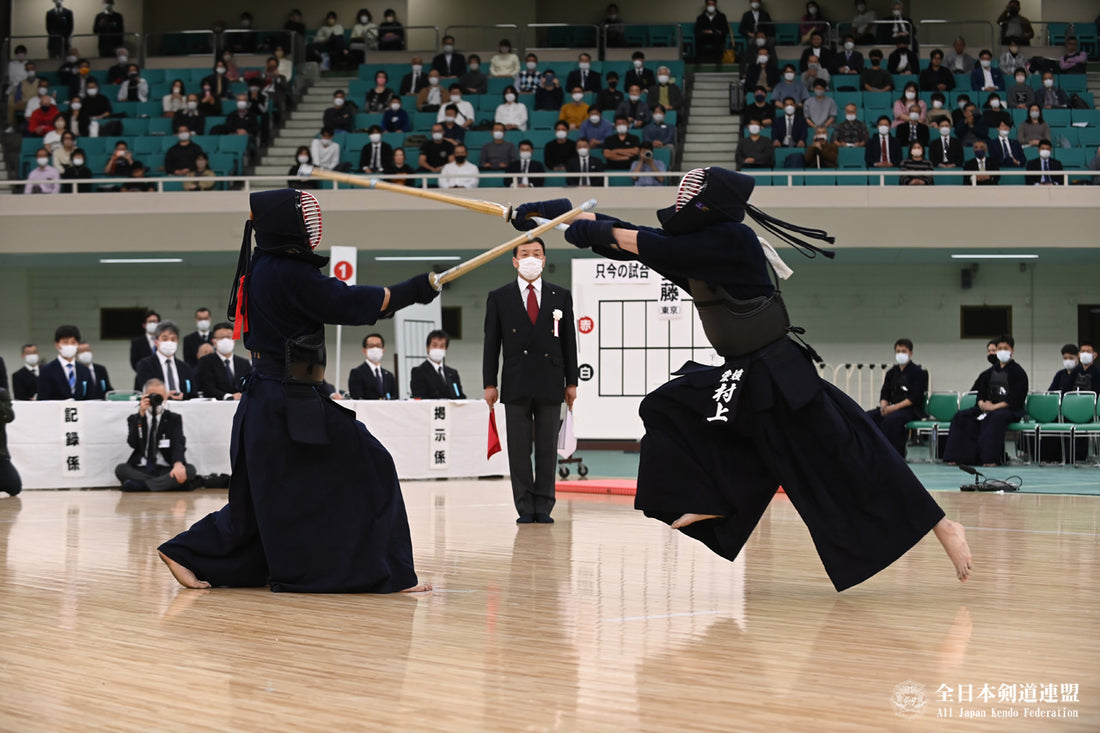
196,322,252,400
772,97,808,166
970,49,1005,92
113,378,197,492
896,103,930,148
12,344,40,400
358,125,394,174
38,325,101,401
1025,139,1063,185
962,140,1000,185
129,310,160,371
565,52,602,94
866,116,902,168
929,119,964,168
77,341,112,396
347,332,396,400
399,57,428,96
182,307,213,367
989,120,1025,169
565,139,605,186
409,330,465,399
134,320,197,399
483,228,579,524
506,140,546,188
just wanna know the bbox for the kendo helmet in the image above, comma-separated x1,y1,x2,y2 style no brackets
249,188,324,254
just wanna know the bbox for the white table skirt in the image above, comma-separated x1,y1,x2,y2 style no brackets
7,399,510,489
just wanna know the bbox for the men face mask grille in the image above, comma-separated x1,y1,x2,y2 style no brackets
676,168,707,211
298,191,323,250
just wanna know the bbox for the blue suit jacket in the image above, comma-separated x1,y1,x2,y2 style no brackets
989,136,1026,168
970,66,1005,91
37,358,100,401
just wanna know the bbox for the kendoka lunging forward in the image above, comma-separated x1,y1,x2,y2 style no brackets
158,189,435,593
513,168,971,590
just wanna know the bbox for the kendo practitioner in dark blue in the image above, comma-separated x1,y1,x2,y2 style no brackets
865,338,928,457
943,335,1028,468
512,167,972,589
158,189,435,593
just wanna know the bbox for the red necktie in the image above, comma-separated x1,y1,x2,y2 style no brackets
526,284,538,324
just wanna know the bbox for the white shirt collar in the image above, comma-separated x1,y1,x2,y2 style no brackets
518,276,543,296
58,356,75,366
161,353,173,366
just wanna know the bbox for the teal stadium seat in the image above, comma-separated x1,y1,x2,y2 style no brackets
148,118,173,135
121,117,150,136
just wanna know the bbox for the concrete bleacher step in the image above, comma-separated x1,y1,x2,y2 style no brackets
252,78,351,189
682,72,740,168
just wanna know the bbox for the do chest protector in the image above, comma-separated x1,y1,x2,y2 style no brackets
688,275,791,359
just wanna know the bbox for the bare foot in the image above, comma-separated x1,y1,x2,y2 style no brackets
400,581,433,593
671,513,724,530
158,550,212,589
932,518,972,583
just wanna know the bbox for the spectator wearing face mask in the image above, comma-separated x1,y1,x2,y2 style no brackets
365,71,396,113
76,341,112,394
1058,37,1087,75
359,125,393,174
1006,70,1035,109
310,12,347,71
1000,41,1029,76
647,66,683,112
943,336,1027,467
898,142,933,185
596,71,624,112
496,86,528,131
411,330,465,399
323,90,355,133
800,55,830,91
506,140,546,188
1025,139,1063,185
172,94,205,134
897,104,929,147
1034,72,1067,109
105,47,129,84
114,378,197,492
736,118,774,169
997,1,1034,45
382,96,410,132
989,120,1024,168
59,48,81,87
348,333,396,400
833,104,867,147
566,53,602,94
772,98,808,150
44,119,71,158
106,139,136,183
804,125,838,169
803,79,836,130
879,0,917,55
400,57,429,96
616,84,651,129
162,78,186,116
742,86,774,134
348,9,378,66
184,154,215,190
559,89,591,131
929,119,963,167
891,82,924,128
534,70,563,111
130,311,159,369
46,1,75,60
379,10,405,51
435,86,474,127
12,344,41,401
643,104,676,152
735,1,768,52
866,116,901,167
196,83,221,118
196,322,252,400
7,46,30,92
458,54,488,95
6,61,40,131
831,35,864,76
219,94,258,143
1069,342,1098,391
432,35,466,78
745,48,779,97
27,93,60,137
865,339,927,457
165,125,205,176
310,128,350,173
861,49,893,92
439,105,466,144
439,144,479,188
517,54,541,93
954,102,988,146
1017,105,1047,148
925,92,951,126
202,61,233,100
602,115,641,171
851,2,877,44
887,34,919,75
134,321,197,400
920,50,955,92
385,148,415,184
981,95,1011,129
480,123,519,173
417,124,454,175
629,141,666,186
625,51,656,91
491,39,520,78
578,107,614,147
289,146,322,189
799,30,832,71
417,70,444,112
771,64,809,108
544,121,576,171
1049,344,1080,394
39,325,101,400
26,149,60,194
94,2,125,58
61,146,93,193
970,50,1004,92
565,139,605,186
115,64,148,102
962,140,999,185
66,59,98,100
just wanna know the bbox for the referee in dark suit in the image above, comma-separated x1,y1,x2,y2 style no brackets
483,237,578,524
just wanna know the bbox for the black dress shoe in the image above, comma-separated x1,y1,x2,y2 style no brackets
534,513,555,524
516,514,536,524
120,479,149,492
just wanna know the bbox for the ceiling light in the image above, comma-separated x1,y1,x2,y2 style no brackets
99,258,184,264
949,254,1038,260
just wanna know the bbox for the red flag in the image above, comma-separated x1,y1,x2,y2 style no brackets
487,409,502,459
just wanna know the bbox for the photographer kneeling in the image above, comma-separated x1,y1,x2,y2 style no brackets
114,379,197,492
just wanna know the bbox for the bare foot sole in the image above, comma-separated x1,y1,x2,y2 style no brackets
932,519,973,583
671,513,724,530
400,582,433,593
158,550,212,589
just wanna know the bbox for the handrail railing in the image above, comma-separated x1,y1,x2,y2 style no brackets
218,28,302,60
523,24,601,54
1,167,1086,195
363,25,440,54
141,30,216,62
918,20,996,55
442,25,521,54
831,19,914,47
599,23,684,51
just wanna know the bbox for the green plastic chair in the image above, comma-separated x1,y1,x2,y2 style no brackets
959,391,978,411
1040,391,1100,464
905,391,958,462
1007,392,1061,463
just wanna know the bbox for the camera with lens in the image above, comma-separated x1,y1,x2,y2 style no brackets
147,392,164,408
642,150,653,159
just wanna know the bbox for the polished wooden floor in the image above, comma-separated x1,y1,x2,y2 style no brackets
1,484,1098,732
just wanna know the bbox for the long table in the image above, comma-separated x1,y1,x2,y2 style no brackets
7,399,510,490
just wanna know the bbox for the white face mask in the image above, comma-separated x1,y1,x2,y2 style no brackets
784,72,795,81
369,133,382,143
909,112,920,121
755,38,766,47
940,127,951,137
215,338,235,356
25,354,40,367
579,62,590,71
555,129,568,140
904,91,916,100
145,322,159,334
996,349,1012,363
429,348,447,363
71,156,84,167
196,319,211,332
1030,110,1040,120
359,16,368,23
526,61,537,71
431,132,443,141
589,114,602,125
66,55,77,64
517,256,544,280
845,113,857,122
1063,358,1078,370
412,64,422,74
59,344,78,360
237,100,248,110
878,125,890,135
444,116,456,124
572,92,585,103
492,130,504,140
519,150,532,161
216,67,226,75
1043,78,1053,88
784,105,795,116
628,93,640,102
450,94,462,103
333,97,345,107
36,157,49,168
1016,76,1026,85
748,124,761,135
980,59,991,68
989,99,1001,109
757,55,768,65
652,113,664,124
505,93,516,102
443,44,454,53
297,154,310,163
77,351,94,366
390,102,402,111
932,100,943,109
998,128,1010,137
844,41,854,51
159,340,179,357
178,131,191,142
1082,352,1096,366
615,124,628,134
577,147,590,157
118,55,128,64
657,75,669,85
186,100,198,110
708,5,718,13
428,77,439,86
633,60,643,69
366,347,384,364
910,148,923,159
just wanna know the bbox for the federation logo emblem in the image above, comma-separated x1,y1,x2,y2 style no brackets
891,680,928,718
